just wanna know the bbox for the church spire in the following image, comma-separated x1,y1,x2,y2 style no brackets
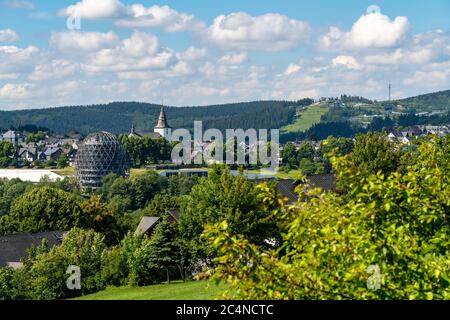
155,106,169,128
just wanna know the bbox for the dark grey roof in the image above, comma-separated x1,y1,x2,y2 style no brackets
305,174,336,191
276,179,299,203
169,210,180,221
0,231,66,267
135,216,160,235
137,131,162,139
256,174,337,204
44,147,62,156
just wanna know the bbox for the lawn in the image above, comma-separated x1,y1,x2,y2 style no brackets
73,280,229,300
244,168,303,180
282,103,329,133
51,166,75,176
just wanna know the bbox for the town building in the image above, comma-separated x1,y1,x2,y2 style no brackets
129,107,172,140
0,231,66,268
0,130,24,146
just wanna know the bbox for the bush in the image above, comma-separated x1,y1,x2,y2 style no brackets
1,187,83,235
205,136,450,299
26,228,107,299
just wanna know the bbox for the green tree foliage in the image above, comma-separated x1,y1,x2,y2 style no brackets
347,132,401,176
148,214,181,283
0,267,16,300
24,228,106,299
119,135,171,167
0,141,15,168
281,142,298,168
80,195,122,245
179,165,279,268
0,187,83,235
0,178,33,216
140,193,179,218
318,136,354,172
56,153,69,169
205,136,450,299
0,100,302,135
26,131,46,143
100,171,168,211
166,175,199,196
100,232,154,287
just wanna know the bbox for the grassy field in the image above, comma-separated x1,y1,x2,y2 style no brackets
244,168,303,180
282,103,329,133
74,280,229,300
51,166,75,176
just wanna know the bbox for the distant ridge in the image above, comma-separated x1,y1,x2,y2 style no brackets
0,100,300,135
392,89,450,111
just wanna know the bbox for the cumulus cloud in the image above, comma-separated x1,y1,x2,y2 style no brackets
331,55,361,70
363,30,449,65
59,1,205,33
0,29,19,42
207,12,311,51
29,59,79,81
50,31,119,52
177,47,208,61
284,63,301,75
58,0,124,19
218,52,248,65
0,83,33,99
116,4,206,32
319,12,409,51
84,31,175,73
0,45,40,75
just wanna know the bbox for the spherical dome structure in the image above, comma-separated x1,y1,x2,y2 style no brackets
75,131,129,189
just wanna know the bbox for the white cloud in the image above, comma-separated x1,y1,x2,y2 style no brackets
177,47,207,61
319,12,409,51
331,55,361,70
207,12,311,51
404,60,450,87
50,31,119,52
4,0,34,9
29,59,79,81
116,4,206,32
59,1,205,33
284,63,301,75
0,83,33,99
0,45,40,75
363,30,449,65
0,29,19,42
218,52,248,65
53,80,81,97
84,31,175,73
58,0,124,19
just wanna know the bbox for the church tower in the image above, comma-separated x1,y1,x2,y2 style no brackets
154,106,171,140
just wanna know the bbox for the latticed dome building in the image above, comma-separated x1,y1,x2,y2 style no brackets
74,131,130,190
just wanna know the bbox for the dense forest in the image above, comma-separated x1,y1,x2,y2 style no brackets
391,89,450,111
0,101,300,135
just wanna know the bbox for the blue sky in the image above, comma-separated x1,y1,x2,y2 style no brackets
0,0,449,109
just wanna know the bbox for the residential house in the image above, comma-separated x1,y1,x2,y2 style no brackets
0,231,66,268
43,147,63,162
0,130,24,146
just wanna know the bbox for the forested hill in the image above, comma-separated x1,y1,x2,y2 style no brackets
392,89,450,111
0,100,307,135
